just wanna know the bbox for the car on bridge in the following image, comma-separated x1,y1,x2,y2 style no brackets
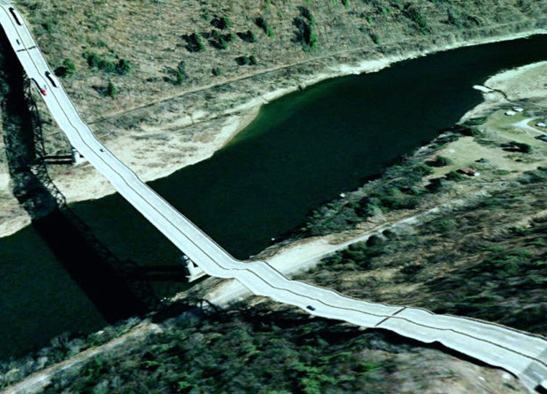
536,380,547,394
45,71,57,88
31,78,46,96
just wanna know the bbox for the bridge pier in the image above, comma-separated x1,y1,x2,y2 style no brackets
182,255,206,282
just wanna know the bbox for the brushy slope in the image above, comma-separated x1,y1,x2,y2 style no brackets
13,0,547,120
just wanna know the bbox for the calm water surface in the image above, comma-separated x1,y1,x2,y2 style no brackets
2,35,547,359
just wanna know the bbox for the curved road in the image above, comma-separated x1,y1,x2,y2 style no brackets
1,3,546,392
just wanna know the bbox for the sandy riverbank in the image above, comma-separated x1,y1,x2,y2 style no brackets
0,29,546,239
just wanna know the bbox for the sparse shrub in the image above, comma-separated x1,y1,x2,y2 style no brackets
54,59,76,77
293,7,318,51
212,67,222,76
298,6,315,24
501,141,531,153
256,17,275,37
98,59,116,73
237,30,257,43
429,155,452,167
209,30,231,49
236,55,258,66
370,33,380,45
293,16,318,51
445,171,466,182
173,61,187,84
404,5,429,34
115,59,132,75
105,81,118,98
446,9,463,28
464,117,487,126
389,0,403,11
177,60,186,75
435,133,460,144
211,15,231,30
494,169,511,176
84,52,101,68
184,33,205,53
83,52,131,75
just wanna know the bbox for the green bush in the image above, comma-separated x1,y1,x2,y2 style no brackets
293,17,318,51
105,81,118,98
116,59,132,75
184,33,205,52
83,52,131,75
445,171,466,182
412,164,434,177
98,59,116,73
175,71,186,85
256,17,275,37
500,141,531,153
211,15,231,30
464,117,487,126
209,30,232,49
84,52,101,68
404,6,429,34
430,155,452,167
235,55,257,66
54,59,76,77
237,30,258,43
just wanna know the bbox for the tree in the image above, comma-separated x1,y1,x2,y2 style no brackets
105,81,118,98
54,59,76,77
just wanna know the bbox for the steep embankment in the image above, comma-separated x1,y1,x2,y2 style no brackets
0,0,546,237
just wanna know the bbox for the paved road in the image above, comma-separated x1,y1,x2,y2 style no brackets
1,2,546,392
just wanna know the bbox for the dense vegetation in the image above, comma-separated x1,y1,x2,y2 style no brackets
307,168,547,335
34,304,491,394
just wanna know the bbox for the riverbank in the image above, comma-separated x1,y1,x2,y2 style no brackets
191,47,547,310
1,27,546,239
4,58,547,393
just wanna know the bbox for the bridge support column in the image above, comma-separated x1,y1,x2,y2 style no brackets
182,255,206,282
71,146,86,165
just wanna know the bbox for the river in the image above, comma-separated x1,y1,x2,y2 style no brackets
1,35,547,359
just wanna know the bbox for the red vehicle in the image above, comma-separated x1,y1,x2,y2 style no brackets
31,78,47,96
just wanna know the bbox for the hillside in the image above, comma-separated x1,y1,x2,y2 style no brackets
1,1,547,393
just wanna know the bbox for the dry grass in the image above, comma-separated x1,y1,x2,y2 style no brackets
12,0,547,121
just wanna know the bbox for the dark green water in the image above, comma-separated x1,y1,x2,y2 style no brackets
2,35,547,359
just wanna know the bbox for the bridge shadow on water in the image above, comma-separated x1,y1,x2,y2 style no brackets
32,209,151,323
0,27,168,328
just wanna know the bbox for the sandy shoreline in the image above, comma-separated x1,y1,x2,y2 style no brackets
0,28,546,239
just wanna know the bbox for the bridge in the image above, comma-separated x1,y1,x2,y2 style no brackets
1,2,546,392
